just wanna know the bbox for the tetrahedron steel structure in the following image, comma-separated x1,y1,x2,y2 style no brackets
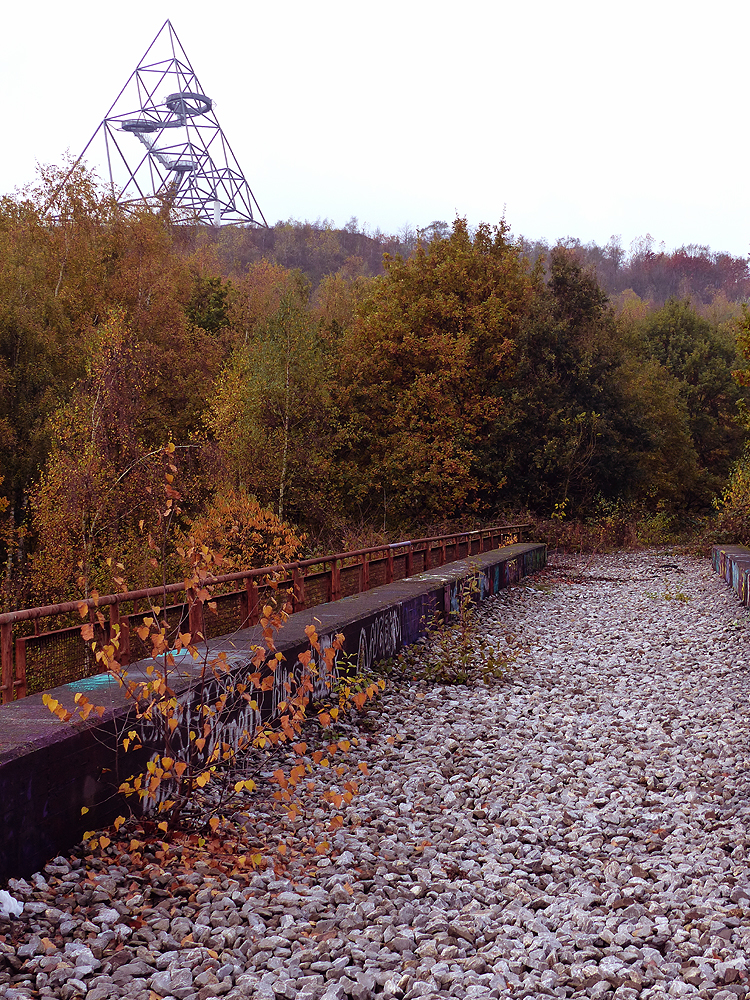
77,20,267,227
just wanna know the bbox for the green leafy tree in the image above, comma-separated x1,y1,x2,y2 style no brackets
640,298,746,497
185,273,233,334
475,248,626,513
482,249,702,514
208,286,336,526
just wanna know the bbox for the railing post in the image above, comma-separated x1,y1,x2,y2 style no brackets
1,622,13,704
293,566,305,610
188,592,204,640
406,543,414,578
14,637,27,699
331,559,341,602
246,577,260,625
361,555,370,593
424,543,431,571
441,539,447,566
387,547,394,583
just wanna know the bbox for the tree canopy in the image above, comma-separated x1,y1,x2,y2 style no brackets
0,165,747,611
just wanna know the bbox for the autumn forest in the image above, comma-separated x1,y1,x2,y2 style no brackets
3,162,750,613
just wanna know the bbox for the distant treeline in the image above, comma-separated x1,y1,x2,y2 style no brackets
518,234,750,310
2,162,750,612
189,218,750,309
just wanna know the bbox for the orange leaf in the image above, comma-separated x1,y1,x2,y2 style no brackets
272,768,288,789
281,717,295,739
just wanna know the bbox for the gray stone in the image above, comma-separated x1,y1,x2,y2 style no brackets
7,553,750,1000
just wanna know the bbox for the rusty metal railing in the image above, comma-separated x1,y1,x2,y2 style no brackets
0,524,529,703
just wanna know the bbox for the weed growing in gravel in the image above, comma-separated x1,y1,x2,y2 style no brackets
645,586,690,603
665,586,690,602
389,573,518,686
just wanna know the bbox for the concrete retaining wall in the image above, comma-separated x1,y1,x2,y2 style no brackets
0,542,545,881
712,544,750,606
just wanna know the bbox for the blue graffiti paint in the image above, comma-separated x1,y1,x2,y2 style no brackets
73,674,118,691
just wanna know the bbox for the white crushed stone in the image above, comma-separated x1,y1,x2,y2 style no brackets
2,549,750,1000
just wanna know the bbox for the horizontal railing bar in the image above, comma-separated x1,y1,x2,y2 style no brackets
0,522,529,704
0,523,529,626
294,523,530,568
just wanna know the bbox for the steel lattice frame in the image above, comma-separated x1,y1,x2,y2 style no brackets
74,20,267,227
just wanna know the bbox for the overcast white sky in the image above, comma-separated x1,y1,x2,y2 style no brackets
3,0,748,257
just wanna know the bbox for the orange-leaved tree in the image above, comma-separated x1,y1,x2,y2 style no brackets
332,218,533,528
28,310,172,602
183,486,305,570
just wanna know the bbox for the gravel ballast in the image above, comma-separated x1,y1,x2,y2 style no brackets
2,549,750,999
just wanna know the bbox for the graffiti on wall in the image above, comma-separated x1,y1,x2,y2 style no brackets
356,607,402,673
134,652,262,803
132,545,548,804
